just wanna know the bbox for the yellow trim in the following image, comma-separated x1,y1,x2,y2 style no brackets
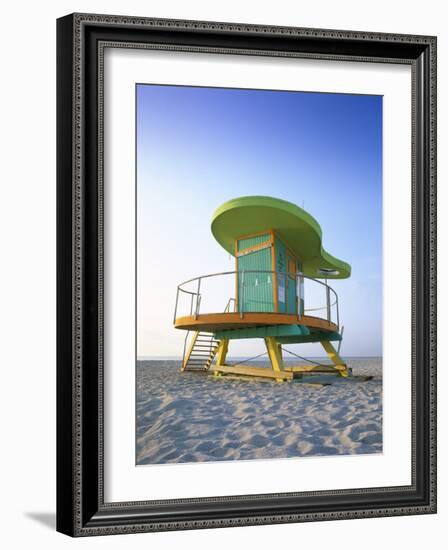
286,252,297,278
236,229,273,248
236,241,273,257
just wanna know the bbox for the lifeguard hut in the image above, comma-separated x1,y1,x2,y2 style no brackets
173,196,351,382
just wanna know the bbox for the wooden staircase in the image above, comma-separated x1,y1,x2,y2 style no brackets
181,331,220,371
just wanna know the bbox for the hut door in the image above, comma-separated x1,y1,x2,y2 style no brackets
286,253,297,314
237,247,274,313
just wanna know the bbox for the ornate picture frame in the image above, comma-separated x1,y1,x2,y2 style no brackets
57,13,436,536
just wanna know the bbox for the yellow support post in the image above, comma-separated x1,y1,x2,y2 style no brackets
320,340,349,377
264,337,287,382
277,342,283,359
215,339,229,367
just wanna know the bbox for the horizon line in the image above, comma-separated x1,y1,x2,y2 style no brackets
137,355,383,360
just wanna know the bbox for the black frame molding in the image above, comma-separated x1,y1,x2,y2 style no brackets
57,13,437,536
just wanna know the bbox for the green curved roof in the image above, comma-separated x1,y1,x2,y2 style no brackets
211,196,351,279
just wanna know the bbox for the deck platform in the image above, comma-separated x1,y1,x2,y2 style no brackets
212,364,294,381
174,312,338,333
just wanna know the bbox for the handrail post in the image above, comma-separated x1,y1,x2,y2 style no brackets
195,277,201,319
173,287,179,323
336,293,340,331
326,283,331,323
240,270,245,319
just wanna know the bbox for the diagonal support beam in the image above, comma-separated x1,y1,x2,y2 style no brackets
264,337,289,382
320,340,349,377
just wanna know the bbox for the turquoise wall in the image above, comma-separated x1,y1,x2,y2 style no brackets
237,247,274,312
275,235,298,314
235,234,303,315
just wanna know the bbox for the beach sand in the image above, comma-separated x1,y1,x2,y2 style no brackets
136,358,382,464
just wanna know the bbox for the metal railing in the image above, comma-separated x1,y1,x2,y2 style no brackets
224,297,237,313
174,270,340,330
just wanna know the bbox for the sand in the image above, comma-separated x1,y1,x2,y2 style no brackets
136,358,382,465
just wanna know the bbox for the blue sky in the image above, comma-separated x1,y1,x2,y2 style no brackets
137,84,382,358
